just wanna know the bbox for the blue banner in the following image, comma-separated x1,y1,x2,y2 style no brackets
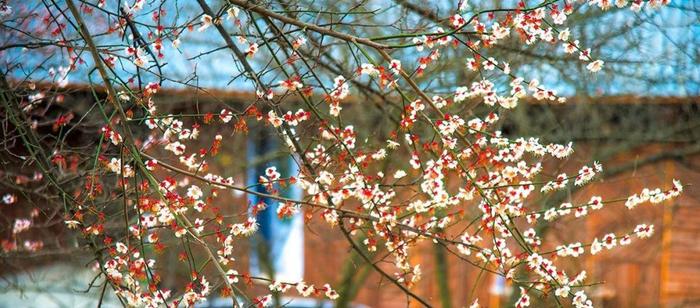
246,130,304,283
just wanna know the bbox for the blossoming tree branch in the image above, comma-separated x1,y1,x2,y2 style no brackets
0,0,684,307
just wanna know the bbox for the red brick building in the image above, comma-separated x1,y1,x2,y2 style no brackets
2,85,698,307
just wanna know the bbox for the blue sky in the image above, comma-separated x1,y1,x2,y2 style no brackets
2,0,697,97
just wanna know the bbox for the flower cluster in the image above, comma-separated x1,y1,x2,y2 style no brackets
0,0,680,307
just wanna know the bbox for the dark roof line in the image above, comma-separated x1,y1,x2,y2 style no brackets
17,81,700,105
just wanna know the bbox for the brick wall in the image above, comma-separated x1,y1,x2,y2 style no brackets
293,145,700,307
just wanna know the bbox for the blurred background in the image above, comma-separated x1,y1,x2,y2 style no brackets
1,0,700,307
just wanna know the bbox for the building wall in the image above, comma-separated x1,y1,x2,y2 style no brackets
294,146,700,308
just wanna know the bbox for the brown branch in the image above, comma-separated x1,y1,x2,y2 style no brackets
227,0,389,50
64,2,247,305
339,219,433,307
